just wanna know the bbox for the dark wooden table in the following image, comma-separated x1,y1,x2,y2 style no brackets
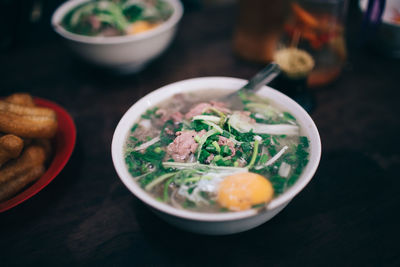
1,1,399,266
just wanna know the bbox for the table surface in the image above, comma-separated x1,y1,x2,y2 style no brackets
1,1,399,266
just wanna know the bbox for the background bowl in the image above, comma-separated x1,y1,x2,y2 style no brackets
112,77,322,235
51,0,183,73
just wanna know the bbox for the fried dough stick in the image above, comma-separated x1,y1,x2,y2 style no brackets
0,100,54,117
0,144,47,185
0,100,58,138
0,134,24,167
4,93,35,107
3,93,36,144
0,165,45,202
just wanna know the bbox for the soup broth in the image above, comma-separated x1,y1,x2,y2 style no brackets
125,90,310,213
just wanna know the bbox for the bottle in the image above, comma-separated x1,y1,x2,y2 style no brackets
233,0,290,63
278,0,348,88
272,47,315,112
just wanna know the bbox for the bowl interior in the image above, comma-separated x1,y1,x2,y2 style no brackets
0,98,76,213
112,77,321,221
51,0,184,44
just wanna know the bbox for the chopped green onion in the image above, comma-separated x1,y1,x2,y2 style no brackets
213,155,223,162
260,154,269,164
247,139,259,169
221,145,231,156
202,121,223,133
212,141,221,154
283,112,296,121
154,147,162,153
196,129,219,159
130,123,139,133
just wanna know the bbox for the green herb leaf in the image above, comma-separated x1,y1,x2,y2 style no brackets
183,199,196,209
130,123,138,133
283,112,296,121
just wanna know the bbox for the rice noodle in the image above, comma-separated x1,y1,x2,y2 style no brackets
133,136,160,151
192,115,221,123
187,153,196,163
162,161,248,172
133,170,155,180
228,113,299,135
170,189,182,209
266,145,288,166
145,172,177,191
278,162,291,177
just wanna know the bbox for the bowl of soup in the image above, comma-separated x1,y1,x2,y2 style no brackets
52,0,183,73
111,77,321,235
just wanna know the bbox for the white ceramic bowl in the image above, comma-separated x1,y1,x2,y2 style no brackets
51,0,183,73
112,77,322,235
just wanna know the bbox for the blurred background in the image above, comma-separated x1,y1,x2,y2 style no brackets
0,0,397,56
1,0,398,87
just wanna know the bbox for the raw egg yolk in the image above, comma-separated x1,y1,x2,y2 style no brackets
217,172,274,211
128,21,158,35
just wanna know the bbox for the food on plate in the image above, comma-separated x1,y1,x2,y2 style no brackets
124,90,310,212
62,0,173,37
0,134,24,167
0,100,58,138
0,142,49,184
0,165,45,202
4,93,35,107
0,93,57,203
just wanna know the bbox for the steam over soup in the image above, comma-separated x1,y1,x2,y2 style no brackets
124,90,310,213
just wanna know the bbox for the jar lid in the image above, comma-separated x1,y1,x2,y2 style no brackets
274,48,315,79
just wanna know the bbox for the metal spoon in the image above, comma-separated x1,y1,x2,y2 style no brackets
221,62,281,102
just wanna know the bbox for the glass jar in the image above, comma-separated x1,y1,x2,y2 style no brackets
278,0,348,88
233,0,290,63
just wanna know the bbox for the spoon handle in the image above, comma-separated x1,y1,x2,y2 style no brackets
242,62,281,91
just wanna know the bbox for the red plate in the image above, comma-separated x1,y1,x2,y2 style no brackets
0,98,76,212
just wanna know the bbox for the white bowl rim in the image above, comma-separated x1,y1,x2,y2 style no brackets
111,77,322,222
51,0,183,44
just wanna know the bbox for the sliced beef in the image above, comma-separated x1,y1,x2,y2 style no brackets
185,102,231,119
170,111,183,123
88,15,101,30
156,109,184,124
101,27,121,37
167,130,206,162
231,111,256,124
